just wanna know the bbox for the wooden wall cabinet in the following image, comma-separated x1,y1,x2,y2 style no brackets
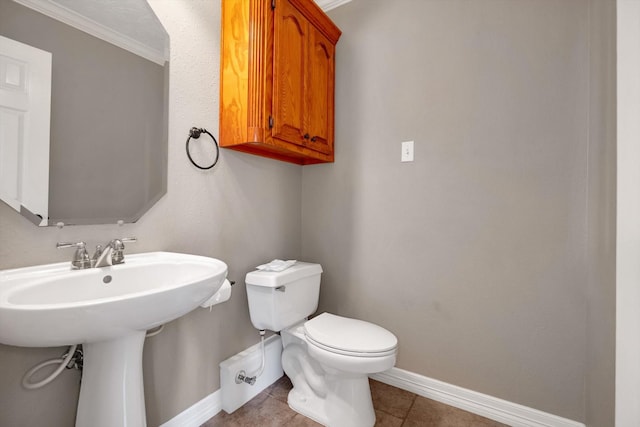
220,0,341,165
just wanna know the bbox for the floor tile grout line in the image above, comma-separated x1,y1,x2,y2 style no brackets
369,379,420,421
399,392,419,426
276,395,300,426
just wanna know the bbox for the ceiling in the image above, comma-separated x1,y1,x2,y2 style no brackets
49,0,167,54
11,0,168,64
10,0,351,64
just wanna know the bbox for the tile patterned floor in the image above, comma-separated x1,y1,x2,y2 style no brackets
201,376,509,426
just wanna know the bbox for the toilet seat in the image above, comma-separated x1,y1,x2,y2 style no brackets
305,335,397,357
304,313,398,357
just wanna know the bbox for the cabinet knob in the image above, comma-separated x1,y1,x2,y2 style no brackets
311,136,317,142
303,133,310,139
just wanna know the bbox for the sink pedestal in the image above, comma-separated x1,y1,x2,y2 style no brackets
76,331,147,427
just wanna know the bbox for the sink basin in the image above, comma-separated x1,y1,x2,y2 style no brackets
0,251,227,347
0,251,228,427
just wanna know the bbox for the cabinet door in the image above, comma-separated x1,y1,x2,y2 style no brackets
272,0,307,146
306,25,335,155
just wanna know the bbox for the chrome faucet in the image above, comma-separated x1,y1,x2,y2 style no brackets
93,238,137,268
57,238,137,269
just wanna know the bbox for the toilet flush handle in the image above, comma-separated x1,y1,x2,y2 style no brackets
275,286,286,292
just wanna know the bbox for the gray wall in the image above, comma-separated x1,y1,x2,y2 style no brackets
586,0,616,426
0,0,166,225
0,1,301,426
302,0,614,423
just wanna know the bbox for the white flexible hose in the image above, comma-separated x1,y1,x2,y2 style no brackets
247,330,266,379
22,344,78,390
146,324,164,338
22,323,163,391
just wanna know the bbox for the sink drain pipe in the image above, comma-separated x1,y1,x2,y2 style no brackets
236,329,266,385
22,344,81,390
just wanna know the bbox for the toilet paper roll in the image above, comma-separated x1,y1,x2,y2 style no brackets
200,279,232,309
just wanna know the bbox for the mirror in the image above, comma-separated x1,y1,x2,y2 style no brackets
0,0,169,226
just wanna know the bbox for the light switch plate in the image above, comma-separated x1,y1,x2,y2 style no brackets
401,141,414,162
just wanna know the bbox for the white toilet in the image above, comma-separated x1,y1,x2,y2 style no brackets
245,262,398,427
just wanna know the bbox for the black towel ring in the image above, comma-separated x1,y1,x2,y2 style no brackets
186,127,219,170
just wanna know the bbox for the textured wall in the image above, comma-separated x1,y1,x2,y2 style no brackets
302,0,596,421
0,1,302,426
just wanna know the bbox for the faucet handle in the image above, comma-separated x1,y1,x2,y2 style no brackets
117,237,137,250
56,241,86,249
56,241,91,269
112,237,136,249
111,237,136,264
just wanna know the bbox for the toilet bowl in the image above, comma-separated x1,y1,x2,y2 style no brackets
245,263,398,427
282,313,397,426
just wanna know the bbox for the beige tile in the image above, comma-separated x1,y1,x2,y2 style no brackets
403,396,509,427
201,394,296,427
201,377,508,427
369,379,417,419
265,375,293,403
283,413,324,426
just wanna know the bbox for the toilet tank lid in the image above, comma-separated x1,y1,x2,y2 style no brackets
245,262,322,288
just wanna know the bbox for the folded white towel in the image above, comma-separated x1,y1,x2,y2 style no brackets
256,259,297,272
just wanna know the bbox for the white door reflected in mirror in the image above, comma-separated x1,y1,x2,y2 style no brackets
0,35,51,226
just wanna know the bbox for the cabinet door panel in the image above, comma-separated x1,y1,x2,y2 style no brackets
306,26,334,154
272,0,307,145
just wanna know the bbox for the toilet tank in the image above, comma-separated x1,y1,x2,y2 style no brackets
245,262,322,331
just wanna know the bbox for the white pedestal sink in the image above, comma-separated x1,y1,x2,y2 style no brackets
0,252,228,427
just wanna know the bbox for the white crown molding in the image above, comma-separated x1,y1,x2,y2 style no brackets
11,0,167,65
315,0,352,12
371,368,586,427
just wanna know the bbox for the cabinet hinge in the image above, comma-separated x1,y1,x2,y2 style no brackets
271,0,276,10
269,116,274,129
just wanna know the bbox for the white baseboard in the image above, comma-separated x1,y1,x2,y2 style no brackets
160,362,585,427
159,389,221,427
370,368,585,427
159,335,284,427
220,335,284,413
